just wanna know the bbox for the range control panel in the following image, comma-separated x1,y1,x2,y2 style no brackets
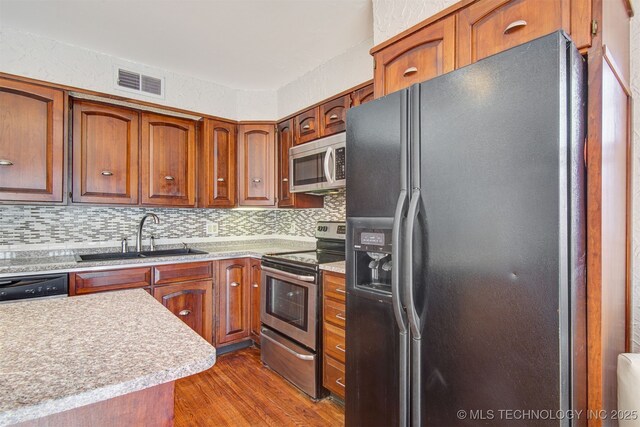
335,147,346,180
316,221,346,241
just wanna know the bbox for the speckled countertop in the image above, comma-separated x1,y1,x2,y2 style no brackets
320,261,346,275
0,239,315,278
0,289,216,426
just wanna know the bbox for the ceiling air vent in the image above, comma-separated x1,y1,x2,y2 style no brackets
115,68,164,98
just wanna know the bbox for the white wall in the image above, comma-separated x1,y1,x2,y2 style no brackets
0,27,277,120
277,38,374,118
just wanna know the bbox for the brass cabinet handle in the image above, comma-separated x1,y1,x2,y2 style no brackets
217,177,225,182
504,20,527,34
282,178,289,182
335,287,346,294
0,160,14,166
101,171,113,176
403,66,418,77
335,377,346,388
164,176,175,181
336,344,346,352
329,114,339,121
252,178,262,183
335,313,346,321
252,283,259,288
302,124,311,130
230,282,239,287
178,309,191,316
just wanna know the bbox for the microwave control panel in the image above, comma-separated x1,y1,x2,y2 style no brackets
335,147,346,180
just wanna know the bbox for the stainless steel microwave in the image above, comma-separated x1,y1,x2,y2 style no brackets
289,133,346,194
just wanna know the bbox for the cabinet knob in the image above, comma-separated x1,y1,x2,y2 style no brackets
230,282,240,287
0,159,14,166
282,178,288,182
178,309,191,316
329,114,339,121
302,124,311,130
217,177,225,182
252,283,259,288
403,67,418,77
504,20,527,34
252,178,262,183
164,176,175,181
101,170,113,176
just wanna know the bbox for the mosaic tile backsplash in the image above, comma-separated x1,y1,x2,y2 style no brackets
0,193,345,246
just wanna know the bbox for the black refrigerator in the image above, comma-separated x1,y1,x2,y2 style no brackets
345,32,587,427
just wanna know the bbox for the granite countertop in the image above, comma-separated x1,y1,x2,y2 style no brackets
0,239,315,278
320,261,346,274
0,289,216,426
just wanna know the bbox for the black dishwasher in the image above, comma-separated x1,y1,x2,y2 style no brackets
0,274,68,302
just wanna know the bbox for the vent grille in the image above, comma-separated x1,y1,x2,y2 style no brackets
116,68,164,98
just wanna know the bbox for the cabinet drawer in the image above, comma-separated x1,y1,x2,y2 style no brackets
323,355,346,399
324,297,346,328
319,95,349,137
324,322,346,364
323,272,346,302
153,262,213,285
70,267,151,295
295,107,319,145
457,0,569,67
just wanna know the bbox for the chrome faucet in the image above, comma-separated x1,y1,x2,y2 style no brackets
136,213,160,252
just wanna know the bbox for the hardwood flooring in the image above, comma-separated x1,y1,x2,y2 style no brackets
175,346,345,426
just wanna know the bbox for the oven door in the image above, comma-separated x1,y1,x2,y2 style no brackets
261,266,318,350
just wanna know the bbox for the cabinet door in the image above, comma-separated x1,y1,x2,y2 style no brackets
0,78,64,202
294,108,319,145
319,95,350,137
249,258,262,340
199,119,236,208
72,101,139,204
352,83,374,107
153,280,213,343
237,124,276,207
277,119,295,208
457,0,570,67
217,258,249,345
373,15,455,98
141,113,196,206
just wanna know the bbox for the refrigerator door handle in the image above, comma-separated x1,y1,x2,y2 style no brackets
323,146,334,184
404,188,422,339
391,190,408,331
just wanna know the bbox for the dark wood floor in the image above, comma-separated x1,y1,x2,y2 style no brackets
175,347,345,426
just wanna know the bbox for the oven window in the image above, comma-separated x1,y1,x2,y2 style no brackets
265,277,308,330
293,153,327,186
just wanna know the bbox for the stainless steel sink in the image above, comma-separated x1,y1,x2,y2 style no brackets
75,248,208,262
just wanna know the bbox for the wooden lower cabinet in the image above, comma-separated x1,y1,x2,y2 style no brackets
69,267,151,295
322,271,346,400
249,258,262,342
216,258,251,346
153,280,213,343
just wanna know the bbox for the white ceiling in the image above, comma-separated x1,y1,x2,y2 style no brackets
0,0,373,90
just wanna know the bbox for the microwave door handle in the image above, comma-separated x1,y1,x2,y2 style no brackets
324,147,334,184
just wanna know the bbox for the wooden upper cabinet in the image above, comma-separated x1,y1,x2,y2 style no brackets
141,112,196,206
277,119,295,208
373,15,455,98
457,0,570,67
199,119,236,208
295,108,319,145
72,100,139,204
237,123,276,207
249,258,262,341
217,258,250,345
352,83,374,107
0,78,65,202
153,280,213,343
319,95,350,137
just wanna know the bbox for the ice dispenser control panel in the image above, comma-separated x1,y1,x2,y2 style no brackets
353,228,392,253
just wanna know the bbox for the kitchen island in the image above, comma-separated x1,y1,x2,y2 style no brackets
0,289,216,426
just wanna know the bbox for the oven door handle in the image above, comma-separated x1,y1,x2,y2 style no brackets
261,265,316,282
261,332,315,361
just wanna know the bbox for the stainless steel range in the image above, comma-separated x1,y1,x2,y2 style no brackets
260,221,346,399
